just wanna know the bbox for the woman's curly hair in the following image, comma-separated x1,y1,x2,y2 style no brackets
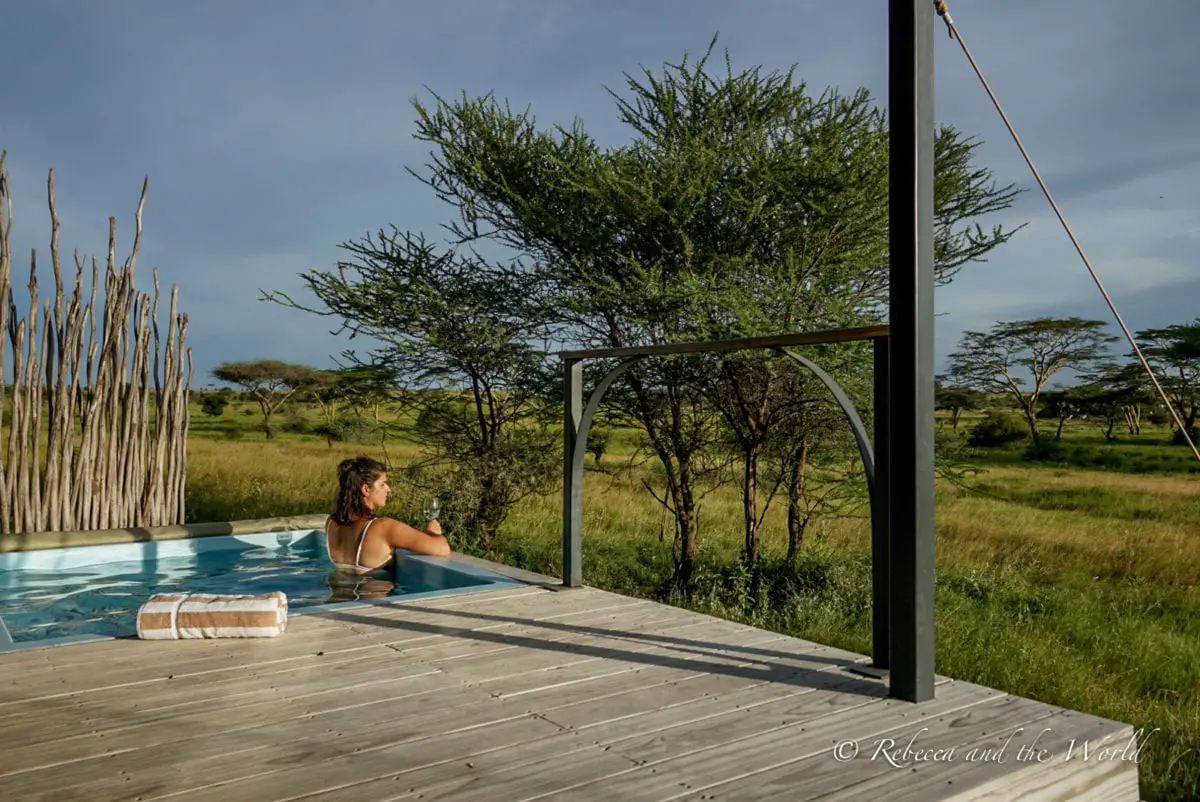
332,455,388,526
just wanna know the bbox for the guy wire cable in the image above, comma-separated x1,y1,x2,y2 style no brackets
932,0,1200,463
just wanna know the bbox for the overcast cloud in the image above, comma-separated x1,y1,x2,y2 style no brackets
2,0,1197,384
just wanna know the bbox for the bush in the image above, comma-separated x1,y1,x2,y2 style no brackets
281,416,314,435
200,394,229,417
404,426,559,553
314,414,375,443
968,410,1030,447
1023,438,1068,463
586,427,611,465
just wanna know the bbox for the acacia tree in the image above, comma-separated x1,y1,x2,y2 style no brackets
1081,361,1152,437
1036,387,1083,440
1132,320,1200,444
308,370,349,446
309,364,400,452
406,42,1020,585
946,317,1117,446
211,360,315,439
757,363,868,562
339,363,402,460
262,232,557,550
935,376,986,433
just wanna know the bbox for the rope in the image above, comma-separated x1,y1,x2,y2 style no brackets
933,0,1200,463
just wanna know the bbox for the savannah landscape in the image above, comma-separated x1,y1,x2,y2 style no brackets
1,38,1197,801
184,389,1200,802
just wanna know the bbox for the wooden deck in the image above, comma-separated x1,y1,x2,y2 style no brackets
0,583,1142,801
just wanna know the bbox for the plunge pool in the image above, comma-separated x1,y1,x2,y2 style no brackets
0,528,522,651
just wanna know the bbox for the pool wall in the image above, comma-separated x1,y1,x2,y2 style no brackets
0,513,332,554
0,514,557,654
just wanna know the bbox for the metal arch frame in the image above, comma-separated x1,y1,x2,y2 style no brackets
564,351,874,518
559,330,892,673
775,347,874,496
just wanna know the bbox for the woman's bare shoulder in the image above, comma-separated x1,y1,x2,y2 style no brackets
373,516,450,556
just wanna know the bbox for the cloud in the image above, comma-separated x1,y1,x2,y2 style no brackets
2,0,1198,387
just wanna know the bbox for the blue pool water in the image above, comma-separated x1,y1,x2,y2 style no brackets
0,530,518,646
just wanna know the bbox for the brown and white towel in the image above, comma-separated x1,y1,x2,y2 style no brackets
136,591,288,640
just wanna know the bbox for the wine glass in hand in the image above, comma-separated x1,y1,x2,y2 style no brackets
422,496,442,535
422,496,440,522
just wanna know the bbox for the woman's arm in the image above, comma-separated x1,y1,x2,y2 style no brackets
384,518,451,557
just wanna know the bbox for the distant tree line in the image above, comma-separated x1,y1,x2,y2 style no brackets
941,316,1200,449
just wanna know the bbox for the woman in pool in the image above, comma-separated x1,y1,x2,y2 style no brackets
325,456,450,595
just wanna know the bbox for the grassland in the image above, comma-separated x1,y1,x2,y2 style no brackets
179,401,1200,799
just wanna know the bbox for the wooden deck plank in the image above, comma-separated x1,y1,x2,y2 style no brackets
816,708,1137,801
530,679,1005,801
0,664,451,768
937,717,1142,802
17,614,769,777
0,625,378,704
667,704,1142,802
0,579,1140,801
0,646,385,749
9,592,662,715
230,670,892,802
158,661,879,802
94,628,869,802
3,678,503,800
7,616,799,796
669,695,1063,801
102,716,568,802
0,587,626,704
480,630,797,701
403,748,640,802
339,677,900,802
0,585,549,676
162,716,603,802
0,600,705,764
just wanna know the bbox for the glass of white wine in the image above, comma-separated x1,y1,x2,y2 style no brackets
422,496,441,522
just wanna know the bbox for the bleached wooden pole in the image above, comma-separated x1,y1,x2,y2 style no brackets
0,157,192,535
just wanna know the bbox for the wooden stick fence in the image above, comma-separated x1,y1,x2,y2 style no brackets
0,152,193,535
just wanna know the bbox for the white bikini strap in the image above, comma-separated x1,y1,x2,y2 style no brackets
354,518,374,565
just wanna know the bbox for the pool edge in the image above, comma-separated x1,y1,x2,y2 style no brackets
0,514,331,554
0,551,562,655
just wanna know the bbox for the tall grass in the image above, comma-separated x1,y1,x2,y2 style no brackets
184,403,1199,800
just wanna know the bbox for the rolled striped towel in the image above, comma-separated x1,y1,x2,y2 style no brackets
136,591,288,640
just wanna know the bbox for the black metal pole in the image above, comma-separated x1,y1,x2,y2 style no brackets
871,336,891,669
887,0,936,701
562,358,583,587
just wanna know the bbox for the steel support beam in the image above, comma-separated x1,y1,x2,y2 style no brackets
562,358,583,587
871,336,891,669
887,0,937,701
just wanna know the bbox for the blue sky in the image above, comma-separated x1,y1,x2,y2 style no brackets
2,0,1197,388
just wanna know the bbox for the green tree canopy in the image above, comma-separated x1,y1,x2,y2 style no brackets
1133,320,1200,444
262,232,556,549
404,42,1021,584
